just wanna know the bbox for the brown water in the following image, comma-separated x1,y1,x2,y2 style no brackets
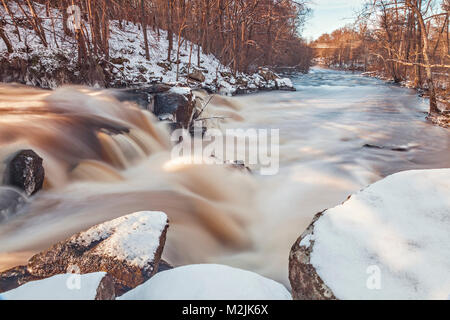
0,67,449,287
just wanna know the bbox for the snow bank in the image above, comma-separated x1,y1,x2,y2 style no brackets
119,264,292,300
0,2,294,93
74,211,168,270
307,169,450,300
0,273,107,300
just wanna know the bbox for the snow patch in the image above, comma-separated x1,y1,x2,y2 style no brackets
309,169,450,300
119,264,292,300
169,87,192,96
74,211,167,270
0,272,107,300
299,234,313,248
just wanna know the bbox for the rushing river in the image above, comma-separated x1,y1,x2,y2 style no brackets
0,67,449,287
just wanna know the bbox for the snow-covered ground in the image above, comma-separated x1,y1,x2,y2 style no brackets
0,264,292,300
119,264,292,300
0,272,108,300
306,169,450,300
0,2,293,94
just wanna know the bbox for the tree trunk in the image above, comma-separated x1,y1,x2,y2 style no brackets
0,21,13,53
141,0,150,60
409,1,439,114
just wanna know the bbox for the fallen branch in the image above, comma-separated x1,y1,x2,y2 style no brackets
194,116,231,121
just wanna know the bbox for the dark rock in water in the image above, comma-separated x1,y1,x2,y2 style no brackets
0,187,27,222
112,85,172,111
115,89,153,110
363,144,384,149
23,211,169,296
189,126,207,138
4,150,45,197
289,211,337,300
390,146,409,152
363,143,414,152
235,87,259,95
154,88,195,128
226,160,252,174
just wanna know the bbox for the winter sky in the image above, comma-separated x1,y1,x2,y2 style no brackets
302,0,366,41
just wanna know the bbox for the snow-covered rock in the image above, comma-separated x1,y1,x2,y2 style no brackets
119,264,292,300
290,169,450,300
276,78,295,91
1,211,169,295
0,272,115,300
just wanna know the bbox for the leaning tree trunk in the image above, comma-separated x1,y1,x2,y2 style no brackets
418,19,439,113
408,0,439,114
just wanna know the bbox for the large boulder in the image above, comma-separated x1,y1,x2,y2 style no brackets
112,84,172,111
289,211,337,300
188,69,206,83
0,272,115,300
3,150,45,196
119,264,292,300
257,67,279,82
289,169,450,300
1,211,169,296
153,87,195,128
275,78,295,91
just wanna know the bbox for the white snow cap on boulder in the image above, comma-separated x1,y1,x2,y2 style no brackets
0,273,111,300
276,78,293,88
119,264,292,300
74,211,168,270
291,169,450,300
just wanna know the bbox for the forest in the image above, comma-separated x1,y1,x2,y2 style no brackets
0,0,312,75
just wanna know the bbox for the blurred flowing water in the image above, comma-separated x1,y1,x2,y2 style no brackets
0,67,449,287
